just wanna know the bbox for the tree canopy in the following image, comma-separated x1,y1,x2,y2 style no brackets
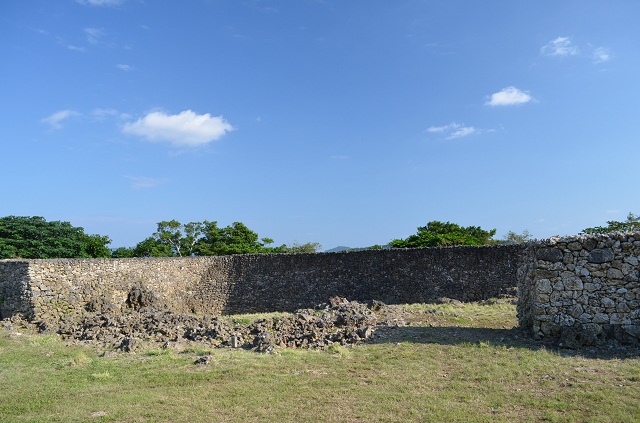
389,220,496,248
581,212,640,235
0,216,111,259
120,220,321,257
502,229,533,244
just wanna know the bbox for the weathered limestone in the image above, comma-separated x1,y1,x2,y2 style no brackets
517,232,640,346
0,245,520,324
3,233,638,348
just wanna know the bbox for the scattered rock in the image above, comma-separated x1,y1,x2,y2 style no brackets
194,355,214,365
25,296,379,353
90,411,108,418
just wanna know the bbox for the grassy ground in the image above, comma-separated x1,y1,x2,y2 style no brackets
1,299,639,422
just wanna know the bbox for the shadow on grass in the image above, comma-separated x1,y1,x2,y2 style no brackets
368,325,640,359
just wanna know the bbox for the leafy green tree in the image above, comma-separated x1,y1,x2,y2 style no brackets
135,219,321,256
153,220,204,256
111,247,136,258
0,216,111,259
581,212,640,234
389,220,496,248
503,229,533,244
133,237,174,257
196,221,266,255
286,241,322,253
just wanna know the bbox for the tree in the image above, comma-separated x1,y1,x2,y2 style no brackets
286,241,322,253
134,219,321,256
581,212,640,234
153,220,204,256
0,216,111,259
503,229,533,244
389,220,496,248
111,247,136,258
196,221,266,255
132,237,175,257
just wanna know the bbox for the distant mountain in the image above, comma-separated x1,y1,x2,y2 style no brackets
324,246,352,253
324,245,392,253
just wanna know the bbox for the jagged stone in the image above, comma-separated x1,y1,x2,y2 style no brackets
23,296,378,353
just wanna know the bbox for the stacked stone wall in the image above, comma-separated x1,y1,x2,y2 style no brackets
517,233,640,346
0,245,520,324
0,260,32,319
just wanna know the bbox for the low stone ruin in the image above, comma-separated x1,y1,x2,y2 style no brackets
31,295,379,353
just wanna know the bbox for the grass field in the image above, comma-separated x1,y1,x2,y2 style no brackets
1,298,639,422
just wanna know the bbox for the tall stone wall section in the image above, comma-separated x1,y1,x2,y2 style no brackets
0,245,520,324
517,233,640,346
0,261,31,319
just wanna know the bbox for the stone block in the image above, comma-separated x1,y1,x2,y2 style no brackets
564,277,584,291
537,247,564,262
536,279,552,293
607,268,624,279
536,293,550,303
588,248,615,264
593,313,610,324
567,242,582,251
616,302,630,313
583,282,600,293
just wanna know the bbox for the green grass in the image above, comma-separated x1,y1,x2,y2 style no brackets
1,300,639,422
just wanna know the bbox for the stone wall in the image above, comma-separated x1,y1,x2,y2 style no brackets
0,260,31,319
0,245,520,324
517,233,640,346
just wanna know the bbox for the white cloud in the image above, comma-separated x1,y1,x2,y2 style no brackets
426,122,477,140
486,86,533,107
541,36,579,57
76,0,124,6
91,108,131,121
84,27,104,44
427,123,458,133
41,110,81,129
124,176,167,190
448,126,477,139
67,45,86,52
542,37,613,65
122,110,234,147
116,64,132,71
593,47,612,63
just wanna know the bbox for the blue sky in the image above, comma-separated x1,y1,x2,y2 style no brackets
2,1,640,250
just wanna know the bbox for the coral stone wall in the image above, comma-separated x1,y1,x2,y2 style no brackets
0,245,520,323
0,260,31,319
517,233,640,346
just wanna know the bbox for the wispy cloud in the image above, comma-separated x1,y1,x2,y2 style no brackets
427,122,477,140
122,110,235,147
541,36,578,57
485,86,533,107
41,110,81,129
541,36,612,64
76,0,125,6
592,47,612,63
67,45,86,53
116,64,132,71
84,27,104,44
91,108,131,121
124,176,168,190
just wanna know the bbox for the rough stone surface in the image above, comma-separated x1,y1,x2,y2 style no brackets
0,246,520,323
36,296,379,352
518,232,640,347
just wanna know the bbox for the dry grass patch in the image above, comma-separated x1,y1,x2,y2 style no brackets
1,298,639,422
